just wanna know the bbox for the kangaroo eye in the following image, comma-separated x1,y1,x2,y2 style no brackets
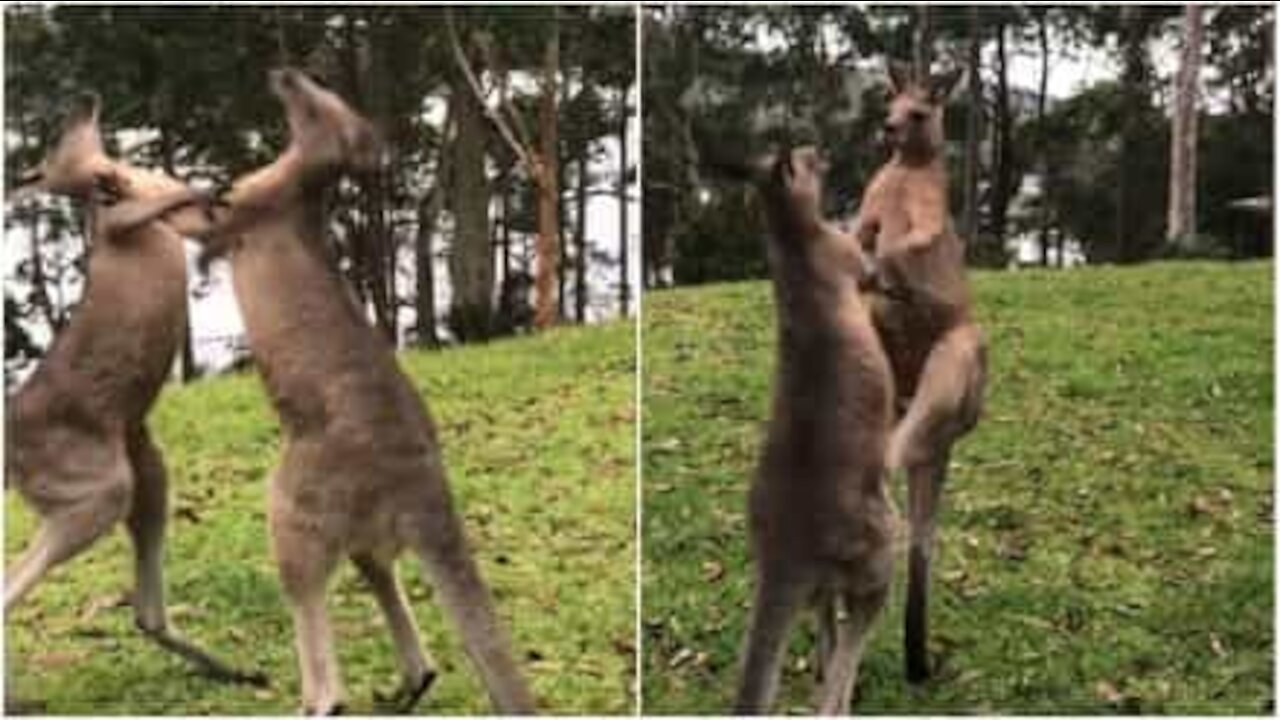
909,109,928,123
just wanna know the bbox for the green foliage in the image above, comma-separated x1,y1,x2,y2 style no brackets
1197,112,1274,259
1026,81,1171,263
647,6,1274,285
642,261,1272,713
6,322,636,714
643,6,898,287
5,5,637,359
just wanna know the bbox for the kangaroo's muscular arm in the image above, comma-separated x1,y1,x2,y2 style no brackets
88,170,216,242
95,187,214,241
180,155,302,244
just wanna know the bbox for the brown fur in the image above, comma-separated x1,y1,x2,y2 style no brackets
733,147,896,715
4,95,263,703
845,65,988,684
177,69,534,715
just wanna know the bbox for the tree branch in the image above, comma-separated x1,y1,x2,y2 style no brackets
444,8,534,173
483,39,538,159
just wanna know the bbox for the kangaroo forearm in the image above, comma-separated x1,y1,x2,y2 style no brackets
846,212,879,251
184,195,279,244
99,188,206,240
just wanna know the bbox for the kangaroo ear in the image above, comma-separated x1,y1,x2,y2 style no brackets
887,59,914,96
928,68,965,104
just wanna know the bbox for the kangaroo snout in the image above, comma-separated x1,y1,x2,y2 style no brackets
269,66,382,174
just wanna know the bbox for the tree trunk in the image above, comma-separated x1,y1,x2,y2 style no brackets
1036,9,1052,266
1168,3,1203,247
617,86,630,317
367,22,397,344
1116,5,1147,263
557,71,572,321
913,5,933,78
26,210,58,333
990,19,1014,250
500,172,512,284
414,114,450,348
961,6,981,242
414,191,440,348
16,109,60,334
366,169,397,344
574,149,589,323
449,60,494,342
534,8,561,330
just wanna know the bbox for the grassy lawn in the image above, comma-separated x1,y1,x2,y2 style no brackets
641,261,1273,714
6,322,636,714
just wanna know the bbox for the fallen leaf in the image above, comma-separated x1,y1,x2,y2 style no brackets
1095,680,1124,705
1210,633,1228,659
79,592,129,623
34,650,88,669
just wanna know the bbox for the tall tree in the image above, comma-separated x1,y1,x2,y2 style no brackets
573,149,589,323
961,6,981,242
535,7,562,329
913,4,933,77
555,72,569,320
1033,7,1053,266
989,15,1016,250
449,49,494,342
617,85,631,316
1115,5,1149,262
446,7,561,332
414,108,450,348
1168,4,1204,247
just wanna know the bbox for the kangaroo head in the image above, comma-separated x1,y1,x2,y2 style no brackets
767,146,827,221
753,145,830,242
270,68,380,177
882,61,962,163
13,92,112,199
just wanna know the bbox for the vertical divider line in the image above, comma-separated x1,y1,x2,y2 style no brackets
632,3,645,716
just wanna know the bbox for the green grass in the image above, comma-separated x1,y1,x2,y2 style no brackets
7,321,636,715
641,261,1273,714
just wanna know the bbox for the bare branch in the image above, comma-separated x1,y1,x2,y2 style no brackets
444,8,534,173
481,39,537,156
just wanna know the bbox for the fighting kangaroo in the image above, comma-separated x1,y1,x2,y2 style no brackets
154,68,535,715
846,62,988,684
731,146,896,715
5,94,264,705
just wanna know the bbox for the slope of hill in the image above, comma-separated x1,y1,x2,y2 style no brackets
7,322,637,714
642,261,1273,714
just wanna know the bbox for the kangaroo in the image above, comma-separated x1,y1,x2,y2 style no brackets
731,146,896,715
5,93,265,705
156,68,535,715
845,61,988,684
